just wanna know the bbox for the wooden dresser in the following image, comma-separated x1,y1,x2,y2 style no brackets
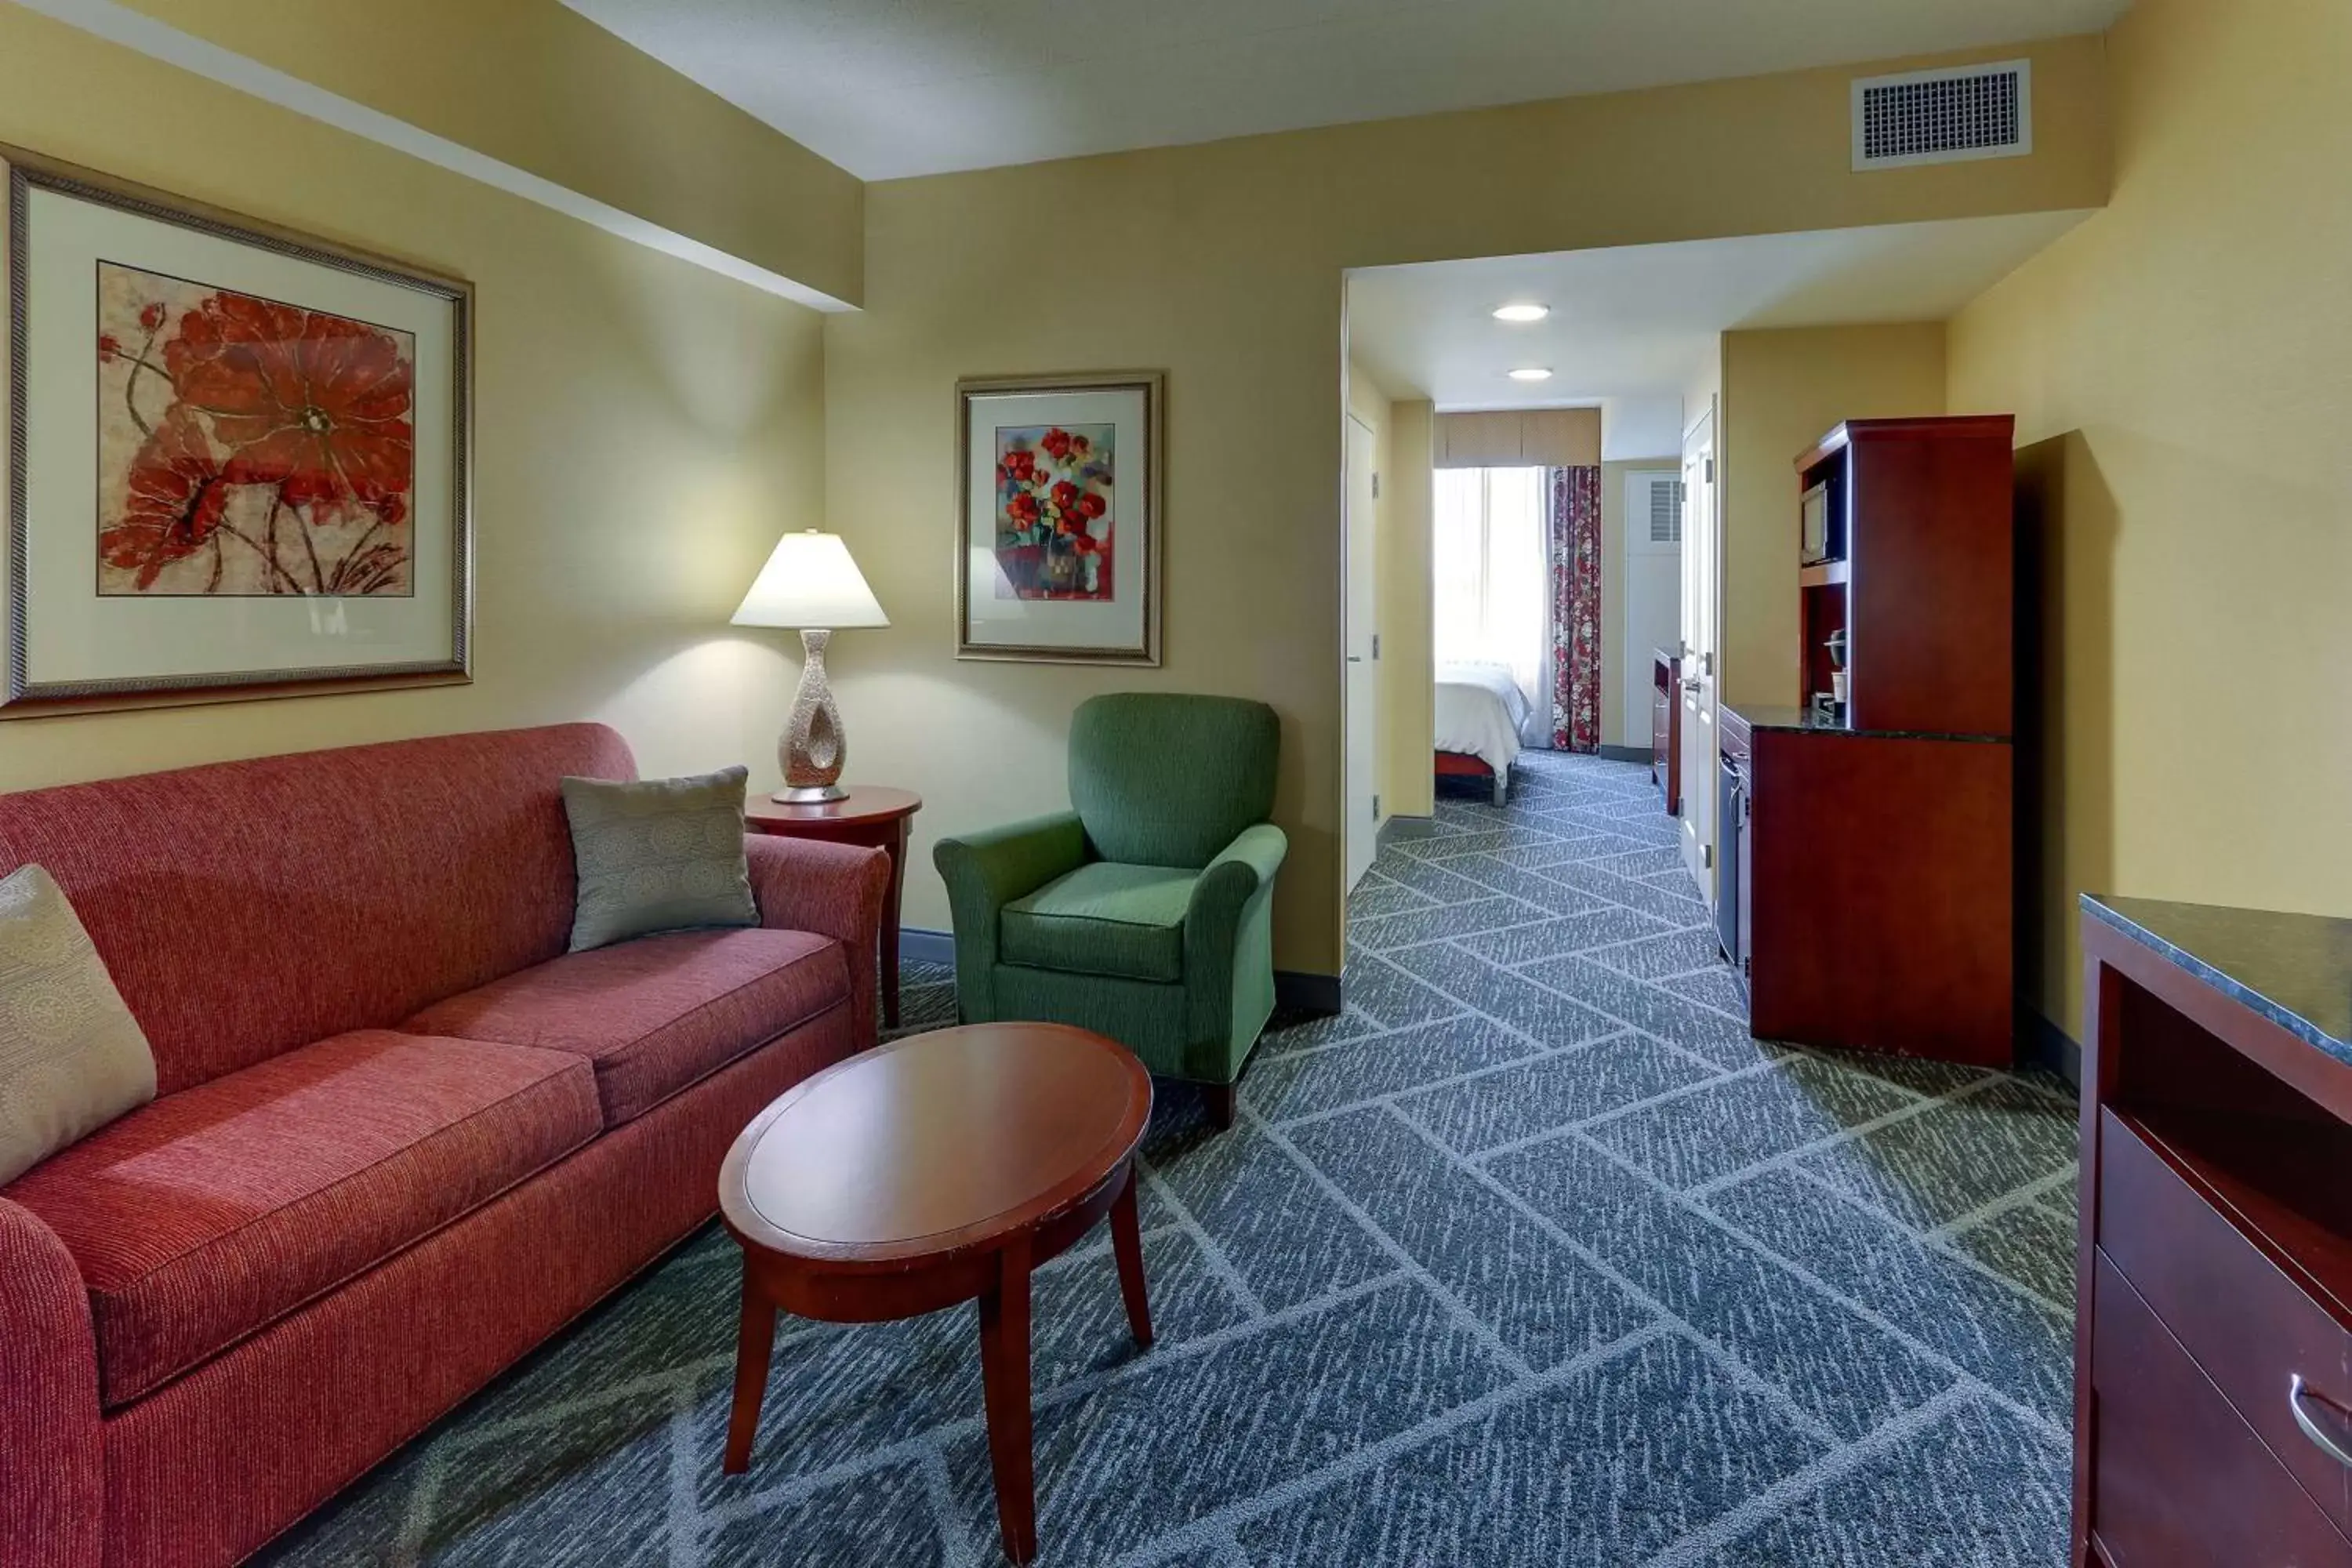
2077,895,2352,1566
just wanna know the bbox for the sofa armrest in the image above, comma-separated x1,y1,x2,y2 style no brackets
1183,823,1289,1052
0,1197,102,1568
931,811,1087,1022
744,835,891,1049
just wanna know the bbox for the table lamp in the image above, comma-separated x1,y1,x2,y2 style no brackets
731,529,889,803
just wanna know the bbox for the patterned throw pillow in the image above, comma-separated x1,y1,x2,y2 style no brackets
0,864,158,1185
561,766,760,953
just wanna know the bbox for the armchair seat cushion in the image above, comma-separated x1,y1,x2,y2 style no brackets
404,928,849,1127
1,1029,599,1408
1000,862,1192,984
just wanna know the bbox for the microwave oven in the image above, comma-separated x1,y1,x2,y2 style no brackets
1800,481,1833,566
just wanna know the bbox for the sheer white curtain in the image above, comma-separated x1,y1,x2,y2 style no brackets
1433,466,1548,710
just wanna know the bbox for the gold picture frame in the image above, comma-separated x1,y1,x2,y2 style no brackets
2,143,474,718
955,369,1163,665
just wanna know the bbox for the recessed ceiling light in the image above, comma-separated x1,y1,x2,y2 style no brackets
1508,367,1554,382
1493,303,1550,323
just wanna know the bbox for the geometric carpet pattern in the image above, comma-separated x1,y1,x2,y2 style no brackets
256,750,2078,1566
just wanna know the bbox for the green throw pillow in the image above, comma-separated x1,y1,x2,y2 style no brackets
561,765,759,953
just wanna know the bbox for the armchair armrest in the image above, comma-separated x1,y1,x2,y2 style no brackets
932,811,1088,1022
0,1197,101,1568
1188,823,1289,920
745,835,891,1049
1183,823,1289,1052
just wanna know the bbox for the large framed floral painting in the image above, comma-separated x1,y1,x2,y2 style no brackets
2,145,471,717
956,371,1161,663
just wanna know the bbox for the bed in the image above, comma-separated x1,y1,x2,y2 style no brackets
1435,662,1530,805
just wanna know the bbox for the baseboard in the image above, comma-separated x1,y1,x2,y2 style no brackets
2021,1008,2082,1088
1596,745,1653,765
899,927,956,967
1376,815,1430,848
1276,970,1343,1016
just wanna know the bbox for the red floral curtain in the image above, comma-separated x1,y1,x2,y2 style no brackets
1548,466,1603,753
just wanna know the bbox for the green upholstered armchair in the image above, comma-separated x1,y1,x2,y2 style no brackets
933,693,1286,1127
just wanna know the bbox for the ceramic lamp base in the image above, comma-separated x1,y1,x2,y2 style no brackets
779,628,849,800
772,784,848,804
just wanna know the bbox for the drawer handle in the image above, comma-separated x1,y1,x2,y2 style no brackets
2289,1374,2352,1469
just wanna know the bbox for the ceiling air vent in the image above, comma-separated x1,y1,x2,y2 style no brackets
1852,60,2031,171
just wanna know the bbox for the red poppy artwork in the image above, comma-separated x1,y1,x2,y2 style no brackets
993,423,1112,601
94,263,416,597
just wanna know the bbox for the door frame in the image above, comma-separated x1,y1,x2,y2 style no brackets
1342,410,1381,891
1679,401,1721,905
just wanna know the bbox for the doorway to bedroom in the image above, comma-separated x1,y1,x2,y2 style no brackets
1433,463,1550,805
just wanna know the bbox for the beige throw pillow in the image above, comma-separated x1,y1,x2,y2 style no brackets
0,864,158,1185
561,765,760,953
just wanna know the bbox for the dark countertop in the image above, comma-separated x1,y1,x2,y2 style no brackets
1724,703,2011,745
2084,895,2352,1069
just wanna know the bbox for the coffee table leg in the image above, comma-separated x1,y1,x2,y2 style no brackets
978,1238,1037,1565
1110,1160,1155,1348
724,1273,776,1475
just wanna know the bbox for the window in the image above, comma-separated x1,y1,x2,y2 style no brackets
1433,466,1547,707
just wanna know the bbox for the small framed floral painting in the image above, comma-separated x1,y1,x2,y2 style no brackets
956,370,1161,664
2,144,471,717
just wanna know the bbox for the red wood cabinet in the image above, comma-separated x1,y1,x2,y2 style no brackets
1726,415,2020,1065
1741,727,2013,1064
2075,899,2352,1565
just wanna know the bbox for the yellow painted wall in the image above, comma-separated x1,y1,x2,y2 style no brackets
1385,401,1437,820
111,0,864,305
1720,324,1947,710
0,6,826,795
1947,0,2352,1041
826,36,2108,978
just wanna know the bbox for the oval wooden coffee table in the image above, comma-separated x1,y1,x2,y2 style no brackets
717,1022,1155,1566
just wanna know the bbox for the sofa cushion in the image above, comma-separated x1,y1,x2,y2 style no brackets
0,1029,598,1409
403,928,850,1127
1000,862,1192,984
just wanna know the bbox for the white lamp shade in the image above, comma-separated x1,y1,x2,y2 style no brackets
731,530,889,630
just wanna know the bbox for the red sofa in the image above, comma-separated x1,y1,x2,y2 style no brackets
0,724,887,1566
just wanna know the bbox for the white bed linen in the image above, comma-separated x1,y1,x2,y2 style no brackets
1434,662,1529,776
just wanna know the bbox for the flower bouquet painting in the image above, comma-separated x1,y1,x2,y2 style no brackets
4,145,470,717
96,264,417,599
993,423,1112,601
958,372,1160,664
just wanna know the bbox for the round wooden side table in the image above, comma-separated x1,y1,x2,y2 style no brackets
717,1022,1155,1566
746,786,921,1027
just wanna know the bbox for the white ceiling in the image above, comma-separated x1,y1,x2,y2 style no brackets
562,0,2129,181
1345,210,2096,436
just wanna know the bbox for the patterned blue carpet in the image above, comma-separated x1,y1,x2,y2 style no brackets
260,750,2077,1566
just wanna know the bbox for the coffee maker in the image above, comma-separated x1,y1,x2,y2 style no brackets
1810,630,1849,722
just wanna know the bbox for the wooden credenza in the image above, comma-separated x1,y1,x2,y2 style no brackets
2077,896,2352,1565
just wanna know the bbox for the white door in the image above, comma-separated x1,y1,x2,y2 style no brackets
1621,469,1683,757
1678,406,1718,899
1344,413,1381,890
